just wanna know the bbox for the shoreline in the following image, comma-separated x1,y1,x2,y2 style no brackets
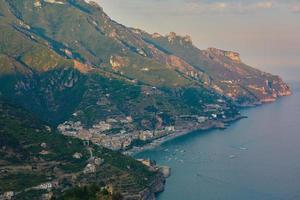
144,92,294,200
124,115,246,156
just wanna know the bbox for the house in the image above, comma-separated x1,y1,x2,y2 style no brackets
197,116,207,123
83,163,96,174
165,126,175,132
2,191,14,200
34,182,52,190
139,130,154,141
141,67,149,71
106,118,118,123
73,152,83,159
34,1,42,8
126,116,133,123
39,150,50,155
41,143,47,148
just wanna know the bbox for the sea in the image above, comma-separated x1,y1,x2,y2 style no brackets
136,82,300,200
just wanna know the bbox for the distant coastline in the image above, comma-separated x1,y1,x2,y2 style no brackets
125,115,246,156
126,93,294,156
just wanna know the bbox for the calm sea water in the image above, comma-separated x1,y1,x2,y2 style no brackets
136,82,300,200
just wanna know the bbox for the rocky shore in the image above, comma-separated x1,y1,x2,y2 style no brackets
140,173,166,200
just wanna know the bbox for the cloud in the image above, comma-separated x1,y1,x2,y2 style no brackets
210,2,227,10
290,4,300,13
255,2,273,9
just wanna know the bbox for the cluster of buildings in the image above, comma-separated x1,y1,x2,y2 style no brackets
0,181,58,200
58,117,135,150
58,101,229,151
58,116,178,151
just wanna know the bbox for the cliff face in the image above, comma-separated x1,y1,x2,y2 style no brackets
205,48,241,63
139,173,165,200
201,47,291,104
0,0,291,109
0,0,291,147
0,0,292,199
140,32,291,104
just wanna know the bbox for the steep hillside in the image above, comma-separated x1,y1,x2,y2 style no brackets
139,31,291,104
0,0,193,87
0,100,165,199
0,0,290,105
0,1,293,199
0,0,291,152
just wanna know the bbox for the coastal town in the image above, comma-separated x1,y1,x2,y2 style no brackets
58,100,239,152
0,0,295,199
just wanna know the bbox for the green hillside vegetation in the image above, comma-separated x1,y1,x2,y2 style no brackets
0,100,159,199
0,0,292,198
0,0,236,128
0,0,289,145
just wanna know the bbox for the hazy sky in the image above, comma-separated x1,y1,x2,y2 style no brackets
98,0,300,80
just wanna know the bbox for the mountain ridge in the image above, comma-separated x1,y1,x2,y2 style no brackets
0,0,292,199
0,0,291,142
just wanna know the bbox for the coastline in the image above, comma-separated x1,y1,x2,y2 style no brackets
124,94,293,199
140,90,296,200
123,86,292,156
124,115,246,156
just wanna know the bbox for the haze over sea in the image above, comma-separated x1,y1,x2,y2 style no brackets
136,79,300,200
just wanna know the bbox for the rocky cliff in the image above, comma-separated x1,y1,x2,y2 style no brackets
0,0,291,108
0,1,292,198
140,31,291,104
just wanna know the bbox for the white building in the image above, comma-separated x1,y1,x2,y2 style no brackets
83,163,96,174
34,182,53,190
139,130,154,141
165,126,175,132
197,116,208,123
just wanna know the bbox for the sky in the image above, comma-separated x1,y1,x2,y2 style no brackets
97,0,300,81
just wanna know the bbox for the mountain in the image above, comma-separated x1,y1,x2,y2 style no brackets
0,100,165,199
138,31,291,104
0,0,291,148
0,0,292,198
0,0,291,156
